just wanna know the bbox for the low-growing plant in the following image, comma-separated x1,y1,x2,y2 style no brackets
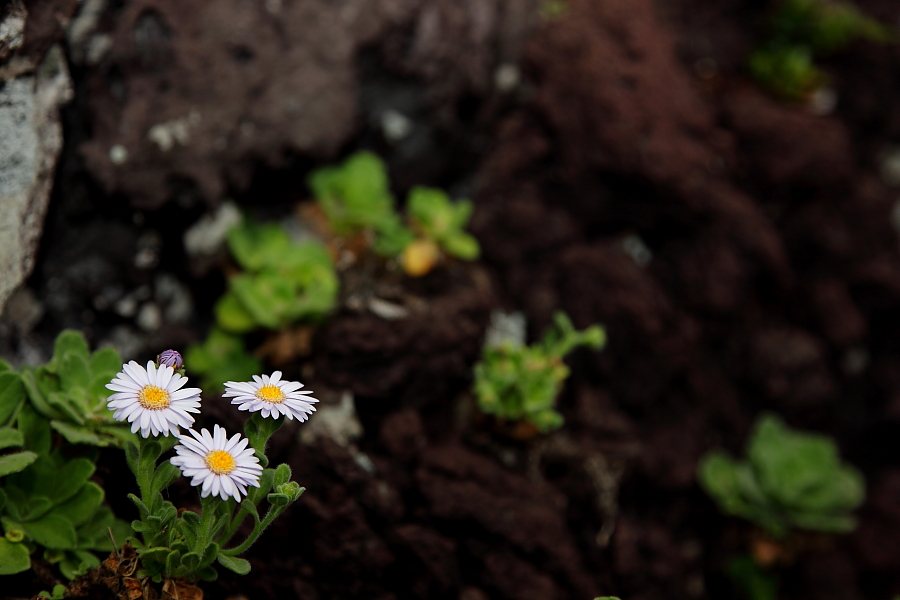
17,330,134,447
106,354,312,585
308,151,413,256
215,219,338,333
698,413,865,539
188,217,337,391
749,0,895,100
402,186,479,277
0,331,133,579
309,151,481,276
474,312,605,433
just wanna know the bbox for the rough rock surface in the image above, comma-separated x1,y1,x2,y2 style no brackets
79,0,537,208
0,39,73,315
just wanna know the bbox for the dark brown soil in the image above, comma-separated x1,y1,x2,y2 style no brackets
6,0,900,599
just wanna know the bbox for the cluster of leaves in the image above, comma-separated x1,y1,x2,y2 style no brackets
0,332,132,578
698,413,865,539
215,220,338,333
189,219,338,390
125,415,303,581
749,0,895,100
309,151,480,275
309,151,413,256
474,312,605,432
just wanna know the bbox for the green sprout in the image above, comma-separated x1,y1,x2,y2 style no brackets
698,413,865,539
750,0,896,100
402,187,479,276
308,151,413,256
474,312,605,433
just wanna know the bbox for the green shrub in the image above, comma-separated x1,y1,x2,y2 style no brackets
698,413,865,538
474,312,605,432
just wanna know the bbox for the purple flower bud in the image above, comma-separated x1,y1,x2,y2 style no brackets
157,349,183,370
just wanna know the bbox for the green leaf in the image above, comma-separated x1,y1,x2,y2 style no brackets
45,391,86,426
22,514,78,549
442,233,480,260
165,548,182,577
53,482,104,527
150,462,181,495
215,291,258,333
33,457,95,504
217,553,251,575
52,330,90,365
180,551,202,572
0,451,37,478
0,359,11,374
20,369,64,422
50,421,102,446
227,220,293,272
229,272,296,329
0,372,25,427
0,538,31,574
89,347,122,380
58,352,91,395
0,427,24,450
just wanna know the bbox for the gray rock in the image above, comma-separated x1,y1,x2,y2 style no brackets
0,44,72,315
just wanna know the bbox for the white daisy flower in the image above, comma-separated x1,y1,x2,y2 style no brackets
170,425,262,502
223,371,318,421
105,360,202,438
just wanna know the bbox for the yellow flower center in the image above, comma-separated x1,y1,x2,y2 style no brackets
138,385,171,410
255,384,286,404
205,450,236,475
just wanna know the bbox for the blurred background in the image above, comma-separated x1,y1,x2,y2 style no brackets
4,0,900,598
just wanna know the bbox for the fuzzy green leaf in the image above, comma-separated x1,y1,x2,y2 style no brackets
50,421,102,446
53,482,104,527
0,450,37,478
23,514,78,549
0,372,25,427
53,331,90,365
0,538,31,574
0,427,24,450
217,553,251,575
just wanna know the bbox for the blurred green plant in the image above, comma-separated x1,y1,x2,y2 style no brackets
749,0,896,100
698,413,865,539
309,151,413,256
728,556,778,600
188,217,337,391
310,152,481,276
185,329,262,393
474,312,605,433
0,331,132,579
405,186,479,261
215,220,338,333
